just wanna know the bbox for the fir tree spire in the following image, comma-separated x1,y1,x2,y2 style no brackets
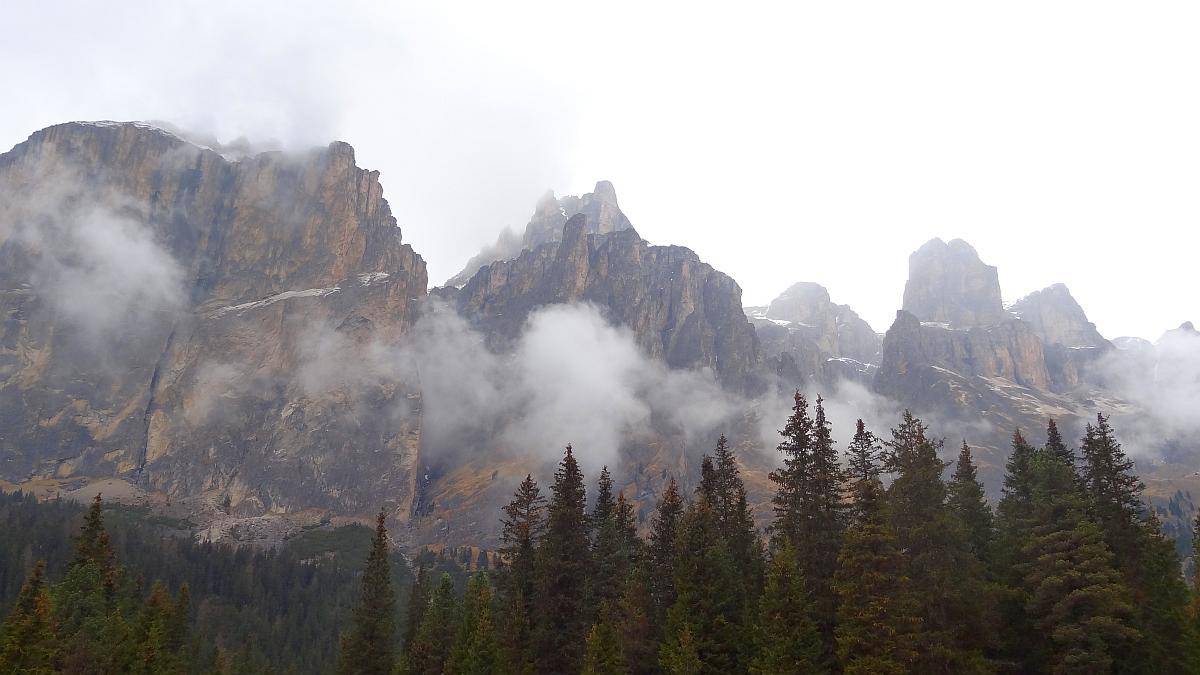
338,509,395,675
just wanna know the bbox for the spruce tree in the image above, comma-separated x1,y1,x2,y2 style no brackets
591,466,628,614
844,419,882,522
404,573,460,675
768,393,843,663
446,573,501,675
1044,418,1073,466
582,602,630,675
661,497,745,673
0,561,57,674
403,565,432,651
948,441,994,561
707,435,764,598
533,444,591,673
498,472,544,665
648,477,684,624
883,411,989,671
748,545,823,674
338,509,396,675
833,474,921,674
1079,414,1191,672
1016,450,1139,672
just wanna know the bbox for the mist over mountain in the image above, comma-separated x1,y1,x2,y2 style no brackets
0,121,1196,549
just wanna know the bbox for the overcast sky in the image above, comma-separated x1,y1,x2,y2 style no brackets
3,1,1196,339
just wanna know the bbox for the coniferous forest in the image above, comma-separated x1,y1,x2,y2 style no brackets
4,396,1199,674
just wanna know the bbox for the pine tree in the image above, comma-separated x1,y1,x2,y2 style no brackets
769,390,814,547
648,477,684,624
614,567,657,675
948,441,994,561
338,509,396,675
660,625,702,675
1044,418,1073,466
403,565,432,651
747,545,823,674
404,573,460,675
446,573,501,675
533,444,591,674
883,411,989,671
1016,450,1139,672
591,466,629,614
661,497,745,673
705,435,764,599
582,602,630,675
833,474,921,674
0,560,57,674
768,393,843,663
497,472,544,665
1079,414,1191,672
136,580,184,674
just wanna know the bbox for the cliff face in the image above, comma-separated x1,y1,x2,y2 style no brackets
444,181,633,287
747,282,880,386
1009,283,1109,349
0,122,427,522
902,238,1006,327
449,214,761,392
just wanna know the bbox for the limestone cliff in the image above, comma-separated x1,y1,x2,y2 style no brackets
902,238,1006,327
447,214,760,392
444,181,633,287
1009,283,1109,349
747,282,880,386
0,122,427,526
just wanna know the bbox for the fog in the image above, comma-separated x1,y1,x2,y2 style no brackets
3,1,1197,341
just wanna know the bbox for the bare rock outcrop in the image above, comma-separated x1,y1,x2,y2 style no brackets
0,121,427,519
902,238,1005,327
444,181,633,287
1009,283,1109,349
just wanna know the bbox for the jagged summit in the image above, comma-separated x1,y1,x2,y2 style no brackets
901,237,1005,327
1008,283,1108,348
444,180,634,287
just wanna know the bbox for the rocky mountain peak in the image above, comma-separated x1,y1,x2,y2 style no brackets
1008,283,1108,348
901,237,1005,327
444,180,634,287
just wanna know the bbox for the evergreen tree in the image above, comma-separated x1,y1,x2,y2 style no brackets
403,565,432,651
1016,450,1139,672
338,510,395,675
0,560,57,674
661,497,745,673
660,625,702,675
1079,414,1191,672
533,444,591,674
614,567,658,675
497,473,545,665
705,435,764,599
883,411,989,671
1044,418,1073,466
844,419,882,522
948,441,994,561
446,573,501,675
591,466,629,614
833,474,921,674
582,602,630,675
768,393,843,662
648,477,684,624
404,573,460,675
747,545,823,674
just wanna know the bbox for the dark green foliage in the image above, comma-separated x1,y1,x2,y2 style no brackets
833,473,921,674
883,411,990,671
338,510,395,675
582,602,630,675
748,545,823,674
648,477,684,624
497,473,544,668
948,441,994,561
661,497,746,673
533,444,591,673
445,573,501,674
0,560,55,673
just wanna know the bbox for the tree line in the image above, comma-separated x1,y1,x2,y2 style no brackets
342,394,1200,674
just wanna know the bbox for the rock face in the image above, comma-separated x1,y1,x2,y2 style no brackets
448,214,760,392
747,282,880,386
0,122,427,520
444,181,633,287
902,238,1006,327
1009,283,1108,349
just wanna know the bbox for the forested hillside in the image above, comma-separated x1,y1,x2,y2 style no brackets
4,399,1198,673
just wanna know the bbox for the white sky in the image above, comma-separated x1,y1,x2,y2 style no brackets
2,1,1197,339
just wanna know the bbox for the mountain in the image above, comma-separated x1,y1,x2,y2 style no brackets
746,282,880,386
443,213,760,392
443,181,633,288
901,237,1006,327
1008,283,1109,349
0,122,427,538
